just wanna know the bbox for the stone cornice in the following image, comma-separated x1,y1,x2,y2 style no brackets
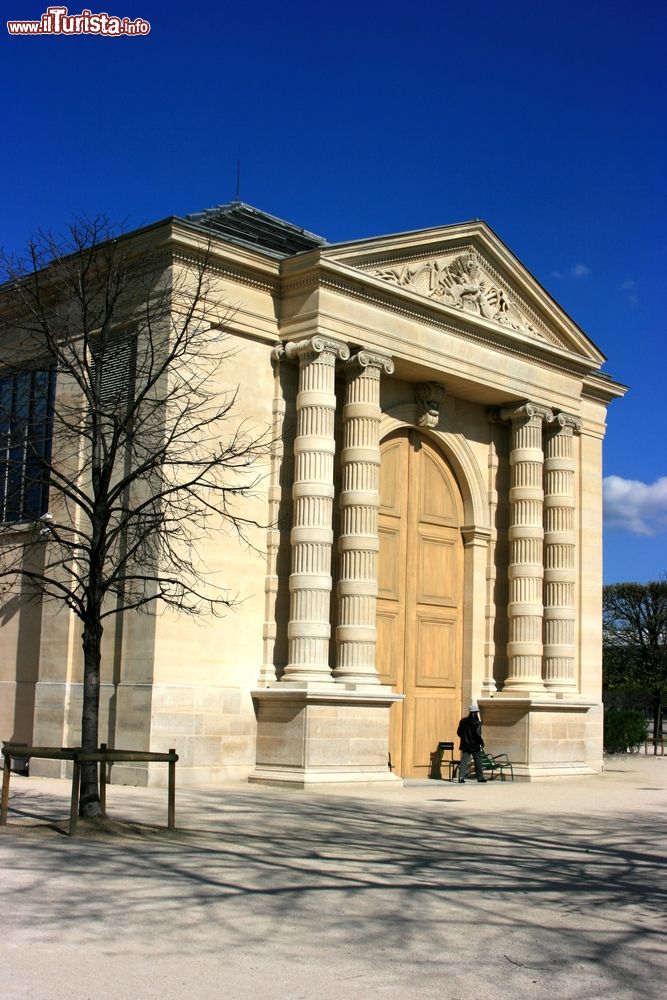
280,260,600,382
251,687,403,706
170,218,282,281
320,220,607,365
171,251,279,295
479,696,598,712
334,238,477,273
106,218,284,294
581,372,628,405
0,222,282,327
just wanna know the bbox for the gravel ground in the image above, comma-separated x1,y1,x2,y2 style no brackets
1,754,665,1000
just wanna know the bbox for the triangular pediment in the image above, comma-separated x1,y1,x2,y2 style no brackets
369,250,546,341
320,221,606,366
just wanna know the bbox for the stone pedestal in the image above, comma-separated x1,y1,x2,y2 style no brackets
479,696,600,779
249,688,402,786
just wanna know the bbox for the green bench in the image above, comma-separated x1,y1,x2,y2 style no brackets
476,749,514,781
431,743,515,782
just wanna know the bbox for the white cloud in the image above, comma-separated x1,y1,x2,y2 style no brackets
604,475,667,536
618,278,639,305
549,263,591,280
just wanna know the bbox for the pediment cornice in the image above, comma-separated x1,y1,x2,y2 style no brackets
313,220,607,368
279,257,599,380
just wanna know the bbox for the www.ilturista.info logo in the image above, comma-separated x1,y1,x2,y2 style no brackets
7,6,150,35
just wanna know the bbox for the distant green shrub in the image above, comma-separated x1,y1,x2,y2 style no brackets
603,709,648,754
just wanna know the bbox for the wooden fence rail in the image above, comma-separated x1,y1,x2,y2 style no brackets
1,742,178,835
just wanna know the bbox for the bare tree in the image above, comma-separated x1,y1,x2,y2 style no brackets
0,217,268,815
603,580,667,751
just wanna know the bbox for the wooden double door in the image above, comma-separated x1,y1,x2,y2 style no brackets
377,430,464,778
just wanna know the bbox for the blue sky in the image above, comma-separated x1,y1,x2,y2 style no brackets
2,0,665,583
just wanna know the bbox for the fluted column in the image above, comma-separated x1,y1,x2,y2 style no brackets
334,350,394,685
483,416,502,693
258,345,287,685
500,402,553,692
543,412,581,692
281,335,350,684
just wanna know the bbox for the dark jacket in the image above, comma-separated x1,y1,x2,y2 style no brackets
457,714,484,753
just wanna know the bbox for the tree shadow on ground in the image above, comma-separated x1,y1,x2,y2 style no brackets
1,781,666,999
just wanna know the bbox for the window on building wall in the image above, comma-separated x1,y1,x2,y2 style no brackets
91,334,136,413
0,366,56,523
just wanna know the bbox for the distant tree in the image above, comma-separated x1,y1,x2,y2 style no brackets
603,581,667,752
0,217,268,814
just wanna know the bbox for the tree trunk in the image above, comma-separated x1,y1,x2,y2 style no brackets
653,692,663,756
79,616,103,816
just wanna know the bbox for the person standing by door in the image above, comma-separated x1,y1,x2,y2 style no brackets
457,702,487,783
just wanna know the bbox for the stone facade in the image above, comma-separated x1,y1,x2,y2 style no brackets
0,204,625,785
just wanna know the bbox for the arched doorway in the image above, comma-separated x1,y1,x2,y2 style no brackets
377,429,464,778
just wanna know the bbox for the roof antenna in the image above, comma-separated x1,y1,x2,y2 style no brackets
235,160,241,203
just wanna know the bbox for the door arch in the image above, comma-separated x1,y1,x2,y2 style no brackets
376,429,464,778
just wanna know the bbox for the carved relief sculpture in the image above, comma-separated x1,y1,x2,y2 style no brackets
374,252,538,337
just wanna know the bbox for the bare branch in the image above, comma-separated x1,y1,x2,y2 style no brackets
0,217,271,809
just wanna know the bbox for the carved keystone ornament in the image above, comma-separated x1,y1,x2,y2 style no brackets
415,382,445,428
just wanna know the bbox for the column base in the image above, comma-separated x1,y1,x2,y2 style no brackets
544,682,579,695
249,686,403,787
500,679,548,698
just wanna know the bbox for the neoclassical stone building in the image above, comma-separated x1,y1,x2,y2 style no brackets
0,203,625,784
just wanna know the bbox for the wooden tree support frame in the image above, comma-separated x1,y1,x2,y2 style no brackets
0,742,178,836
643,736,665,756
